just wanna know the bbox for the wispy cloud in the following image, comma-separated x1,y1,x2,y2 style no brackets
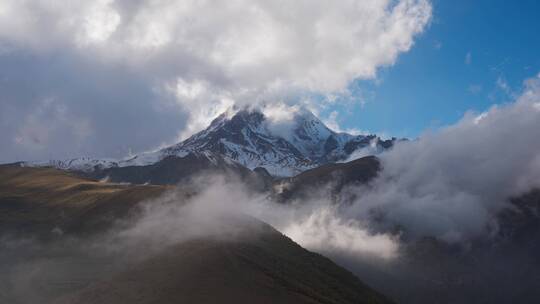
468,84,482,94
465,51,472,65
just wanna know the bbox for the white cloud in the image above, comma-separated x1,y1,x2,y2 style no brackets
282,207,399,259
169,78,235,140
322,110,371,135
322,111,342,132
0,0,432,144
77,0,121,45
345,73,540,242
261,103,302,140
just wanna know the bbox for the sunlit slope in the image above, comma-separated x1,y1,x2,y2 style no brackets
0,164,167,235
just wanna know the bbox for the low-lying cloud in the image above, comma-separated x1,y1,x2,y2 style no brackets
282,207,399,260
102,175,399,261
343,73,540,242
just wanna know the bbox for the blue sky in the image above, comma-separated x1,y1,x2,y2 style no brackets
330,0,540,138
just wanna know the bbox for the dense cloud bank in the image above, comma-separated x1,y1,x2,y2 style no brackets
0,0,431,162
344,74,540,242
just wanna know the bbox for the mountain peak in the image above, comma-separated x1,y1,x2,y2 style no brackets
23,108,395,177
157,107,392,176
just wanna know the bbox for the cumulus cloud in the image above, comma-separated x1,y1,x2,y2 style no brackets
342,73,540,242
0,0,432,92
0,0,432,162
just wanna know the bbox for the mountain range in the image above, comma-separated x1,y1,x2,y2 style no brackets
22,108,395,179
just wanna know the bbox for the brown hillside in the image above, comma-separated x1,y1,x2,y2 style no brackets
0,164,168,236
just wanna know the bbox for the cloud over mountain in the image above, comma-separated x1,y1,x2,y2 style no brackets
0,0,432,162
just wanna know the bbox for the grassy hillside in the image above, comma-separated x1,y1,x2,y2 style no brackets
0,164,168,236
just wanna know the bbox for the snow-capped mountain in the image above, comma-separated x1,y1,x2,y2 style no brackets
23,108,395,177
